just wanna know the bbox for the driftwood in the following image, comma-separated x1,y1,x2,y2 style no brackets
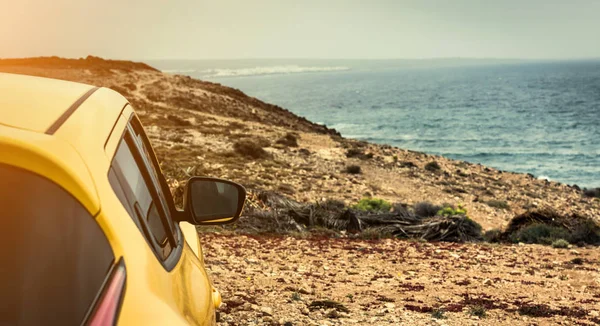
238,192,483,242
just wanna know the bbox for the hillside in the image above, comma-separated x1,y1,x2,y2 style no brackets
1,56,597,231
2,57,600,325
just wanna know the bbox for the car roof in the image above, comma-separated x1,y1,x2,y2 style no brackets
0,72,96,132
0,73,129,215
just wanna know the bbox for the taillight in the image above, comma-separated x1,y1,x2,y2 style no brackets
88,259,127,326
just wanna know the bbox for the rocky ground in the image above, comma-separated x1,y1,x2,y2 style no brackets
2,57,600,325
204,233,600,325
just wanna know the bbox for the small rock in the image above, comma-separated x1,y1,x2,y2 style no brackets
260,306,273,316
483,279,493,286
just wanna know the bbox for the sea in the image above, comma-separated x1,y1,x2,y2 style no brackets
149,59,600,189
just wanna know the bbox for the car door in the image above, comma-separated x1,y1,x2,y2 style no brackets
108,109,217,325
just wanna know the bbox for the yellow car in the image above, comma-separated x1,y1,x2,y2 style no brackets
0,73,246,326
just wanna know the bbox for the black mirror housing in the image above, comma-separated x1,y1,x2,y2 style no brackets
181,177,246,225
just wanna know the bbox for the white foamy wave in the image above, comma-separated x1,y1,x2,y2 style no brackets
204,65,350,78
162,69,197,73
538,175,552,181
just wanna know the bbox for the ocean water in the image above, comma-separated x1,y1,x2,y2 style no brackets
151,59,600,189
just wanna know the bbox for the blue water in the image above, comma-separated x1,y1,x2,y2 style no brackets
152,60,600,188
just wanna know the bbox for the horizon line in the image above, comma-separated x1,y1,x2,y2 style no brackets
2,55,600,63
142,56,600,62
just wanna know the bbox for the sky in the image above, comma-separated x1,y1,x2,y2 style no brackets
1,0,600,60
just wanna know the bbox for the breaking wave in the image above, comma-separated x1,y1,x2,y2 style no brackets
162,69,197,73
203,65,350,78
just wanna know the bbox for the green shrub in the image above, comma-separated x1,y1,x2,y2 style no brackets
233,140,269,159
276,132,299,147
570,219,600,245
485,200,510,210
431,308,446,319
503,208,600,246
424,161,441,172
346,148,373,160
551,239,570,248
437,204,467,216
167,114,192,126
346,148,364,158
463,217,483,235
483,229,502,243
414,202,442,218
346,165,362,174
469,305,487,318
583,188,600,198
353,198,392,212
510,224,570,245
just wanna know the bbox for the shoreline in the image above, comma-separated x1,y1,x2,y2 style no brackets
162,62,600,190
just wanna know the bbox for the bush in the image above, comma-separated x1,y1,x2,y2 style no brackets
431,308,446,319
346,148,363,158
414,202,442,218
167,114,192,126
570,220,600,244
321,199,346,211
437,205,467,216
485,200,510,210
469,305,487,318
233,140,269,159
424,161,441,172
276,132,299,147
346,148,374,160
510,224,570,245
462,217,483,236
583,188,600,198
353,198,392,212
483,229,502,243
551,239,570,249
503,208,600,246
278,184,296,195
399,161,417,168
346,165,362,174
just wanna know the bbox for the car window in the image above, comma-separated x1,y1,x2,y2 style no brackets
128,117,177,232
0,164,115,326
112,132,174,260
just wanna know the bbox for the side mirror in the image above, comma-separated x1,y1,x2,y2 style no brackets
182,177,246,225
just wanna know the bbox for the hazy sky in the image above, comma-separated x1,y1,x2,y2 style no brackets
2,0,599,60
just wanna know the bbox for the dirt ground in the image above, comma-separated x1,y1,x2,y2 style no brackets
204,233,600,326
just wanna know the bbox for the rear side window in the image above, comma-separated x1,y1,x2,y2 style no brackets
111,131,174,260
0,164,115,326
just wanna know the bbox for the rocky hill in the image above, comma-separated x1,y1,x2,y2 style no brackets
2,57,600,325
2,56,597,231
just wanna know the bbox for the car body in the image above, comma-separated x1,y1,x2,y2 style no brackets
0,73,245,325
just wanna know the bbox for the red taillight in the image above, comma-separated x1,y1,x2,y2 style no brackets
88,260,127,326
